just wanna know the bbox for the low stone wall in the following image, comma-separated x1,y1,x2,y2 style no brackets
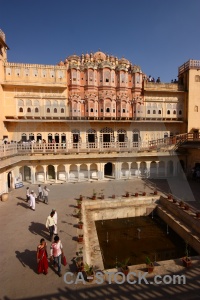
159,196,200,235
81,196,159,269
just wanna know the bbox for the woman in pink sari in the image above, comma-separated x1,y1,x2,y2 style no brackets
37,238,48,274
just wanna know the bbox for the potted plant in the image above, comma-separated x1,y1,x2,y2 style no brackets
145,256,154,273
79,194,83,201
154,190,158,195
117,257,130,275
75,247,84,272
92,189,96,200
179,201,184,207
84,263,94,282
168,194,172,200
112,194,115,199
78,216,83,229
77,233,84,243
125,192,129,198
77,200,82,209
196,211,200,218
182,242,192,267
135,192,139,197
142,192,146,196
184,204,190,211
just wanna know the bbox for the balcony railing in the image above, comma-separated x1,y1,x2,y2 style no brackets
1,133,199,159
0,141,150,158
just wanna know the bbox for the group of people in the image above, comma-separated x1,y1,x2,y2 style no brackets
25,184,65,277
37,209,64,277
36,235,64,277
26,185,50,210
147,75,161,83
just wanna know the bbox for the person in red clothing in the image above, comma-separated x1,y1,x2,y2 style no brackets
37,238,48,275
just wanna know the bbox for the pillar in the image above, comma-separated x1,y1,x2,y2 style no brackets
43,165,47,183
31,166,36,184
54,165,58,183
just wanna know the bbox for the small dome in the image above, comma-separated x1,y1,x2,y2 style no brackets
67,54,80,61
93,51,106,61
119,57,130,65
58,61,64,66
85,53,90,59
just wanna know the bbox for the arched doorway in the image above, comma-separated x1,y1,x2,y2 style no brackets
104,162,112,176
24,166,31,181
48,165,55,180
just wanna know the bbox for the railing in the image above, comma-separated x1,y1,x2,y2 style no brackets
1,133,200,159
179,59,200,74
0,141,150,158
148,132,200,151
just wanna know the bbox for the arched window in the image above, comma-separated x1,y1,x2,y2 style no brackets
179,110,182,115
27,107,31,113
167,110,170,115
173,110,176,114
35,107,39,113
153,110,156,114
158,110,161,114
47,108,50,113
61,108,65,113
54,108,57,113
19,107,23,112
147,110,150,114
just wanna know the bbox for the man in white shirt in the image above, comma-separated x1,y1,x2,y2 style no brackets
52,209,58,235
46,211,55,241
38,184,43,200
29,190,36,211
43,186,50,204
50,235,64,277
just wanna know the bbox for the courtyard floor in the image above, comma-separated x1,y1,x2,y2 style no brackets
0,176,200,300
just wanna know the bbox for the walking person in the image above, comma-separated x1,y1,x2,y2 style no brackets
26,187,30,202
50,235,64,277
29,190,36,211
43,186,50,204
46,211,55,242
38,184,43,201
37,238,48,275
52,209,58,235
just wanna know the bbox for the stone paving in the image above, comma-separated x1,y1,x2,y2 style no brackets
0,177,200,300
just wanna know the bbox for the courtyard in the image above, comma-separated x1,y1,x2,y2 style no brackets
1,177,200,300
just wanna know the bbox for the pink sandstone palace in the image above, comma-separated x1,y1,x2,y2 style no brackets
0,28,200,193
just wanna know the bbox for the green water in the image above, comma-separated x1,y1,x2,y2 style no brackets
95,215,197,269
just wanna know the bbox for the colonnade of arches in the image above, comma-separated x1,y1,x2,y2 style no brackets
18,159,179,184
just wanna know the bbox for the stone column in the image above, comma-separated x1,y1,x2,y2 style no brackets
87,164,91,181
146,161,151,178
54,165,58,183
127,162,131,179
31,166,36,184
64,165,69,182
77,164,80,182
43,165,47,183
136,161,140,178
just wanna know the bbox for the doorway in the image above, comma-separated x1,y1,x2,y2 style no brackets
104,162,112,176
7,172,11,188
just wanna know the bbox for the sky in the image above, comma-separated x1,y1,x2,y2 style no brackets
0,0,200,82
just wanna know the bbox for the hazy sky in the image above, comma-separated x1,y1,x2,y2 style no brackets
0,0,200,82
